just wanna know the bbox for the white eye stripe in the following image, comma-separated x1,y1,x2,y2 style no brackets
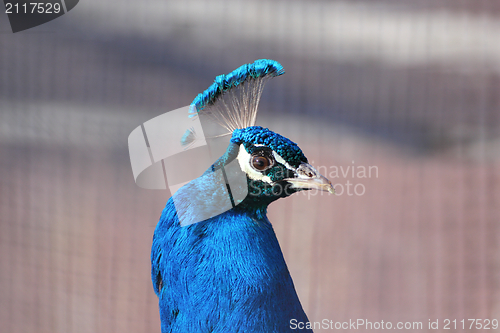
272,151,295,172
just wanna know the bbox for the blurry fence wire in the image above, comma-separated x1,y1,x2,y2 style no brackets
0,0,499,332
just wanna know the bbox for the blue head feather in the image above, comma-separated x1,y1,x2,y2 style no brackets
189,59,284,116
181,59,285,146
231,126,307,168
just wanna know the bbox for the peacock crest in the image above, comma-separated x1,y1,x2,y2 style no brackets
181,59,285,147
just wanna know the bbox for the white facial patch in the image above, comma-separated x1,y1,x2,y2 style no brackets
237,144,295,184
236,145,273,183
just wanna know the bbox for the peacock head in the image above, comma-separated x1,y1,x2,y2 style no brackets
229,126,334,206
176,59,334,222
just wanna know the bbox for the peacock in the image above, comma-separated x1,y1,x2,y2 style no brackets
151,59,334,333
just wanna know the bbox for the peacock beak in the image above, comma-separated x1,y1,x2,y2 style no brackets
284,163,335,194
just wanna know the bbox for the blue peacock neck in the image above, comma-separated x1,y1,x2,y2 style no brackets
154,197,311,332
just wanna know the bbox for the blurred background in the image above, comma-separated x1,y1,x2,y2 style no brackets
1,0,499,332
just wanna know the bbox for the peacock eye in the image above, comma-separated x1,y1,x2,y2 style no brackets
251,155,272,171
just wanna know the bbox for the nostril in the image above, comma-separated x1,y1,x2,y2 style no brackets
297,165,316,178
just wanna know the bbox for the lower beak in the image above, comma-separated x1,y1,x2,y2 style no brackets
284,163,335,194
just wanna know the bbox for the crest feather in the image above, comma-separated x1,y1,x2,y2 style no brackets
188,59,285,134
180,127,197,148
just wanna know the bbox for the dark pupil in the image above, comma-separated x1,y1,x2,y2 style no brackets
252,156,269,170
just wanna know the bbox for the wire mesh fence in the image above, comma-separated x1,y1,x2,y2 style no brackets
0,1,499,332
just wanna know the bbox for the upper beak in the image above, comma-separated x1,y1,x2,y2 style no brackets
284,163,335,194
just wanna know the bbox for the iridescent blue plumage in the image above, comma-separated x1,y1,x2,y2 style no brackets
181,59,285,146
152,60,332,333
151,193,311,333
190,59,285,114
231,126,307,168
